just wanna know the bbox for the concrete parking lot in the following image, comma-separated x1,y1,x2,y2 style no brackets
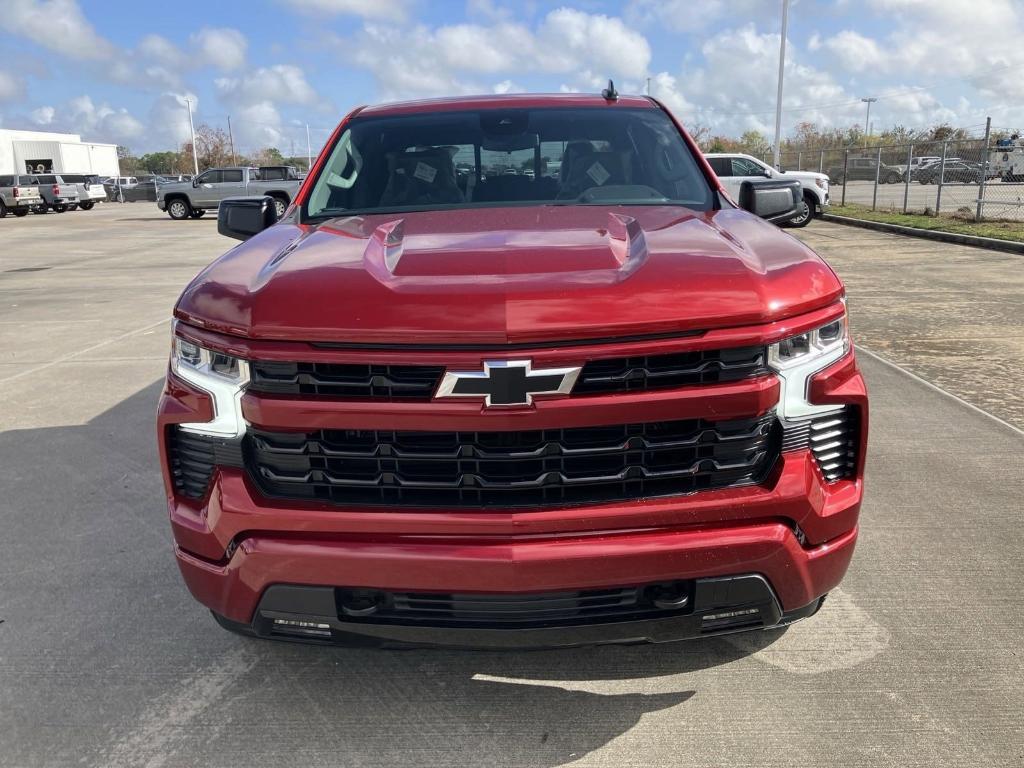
1,205,1022,767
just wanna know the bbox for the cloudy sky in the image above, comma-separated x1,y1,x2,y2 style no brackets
0,0,1019,154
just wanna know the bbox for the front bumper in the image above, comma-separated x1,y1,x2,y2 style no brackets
159,323,867,647
157,199,167,210
211,575,828,648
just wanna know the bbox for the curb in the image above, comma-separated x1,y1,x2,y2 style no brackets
820,213,1024,255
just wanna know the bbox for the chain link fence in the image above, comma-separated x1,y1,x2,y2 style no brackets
754,129,1024,221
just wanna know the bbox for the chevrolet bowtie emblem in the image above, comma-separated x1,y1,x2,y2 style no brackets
436,360,582,407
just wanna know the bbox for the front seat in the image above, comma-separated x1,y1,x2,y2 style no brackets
378,148,465,207
557,151,631,199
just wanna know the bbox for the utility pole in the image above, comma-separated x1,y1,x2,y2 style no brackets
306,123,313,171
771,0,790,169
186,98,199,176
227,115,236,166
646,77,651,96
976,115,992,222
861,97,877,144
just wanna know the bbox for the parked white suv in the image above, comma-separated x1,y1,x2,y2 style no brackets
705,153,829,228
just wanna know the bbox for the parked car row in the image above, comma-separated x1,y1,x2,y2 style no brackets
827,155,997,185
0,172,107,216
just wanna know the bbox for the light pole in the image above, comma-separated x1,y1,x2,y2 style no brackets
861,97,877,143
185,98,199,176
306,124,312,171
772,0,790,169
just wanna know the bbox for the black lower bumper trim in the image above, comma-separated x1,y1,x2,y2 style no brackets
214,575,824,649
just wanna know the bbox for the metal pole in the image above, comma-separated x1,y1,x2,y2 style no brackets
646,77,651,96
306,124,312,171
227,115,236,166
819,149,824,174
797,150,802,171
860,97,876,143
935,140,948,215
976,116,992,222
841,149,849,206
771,0,789,169
902,143,913,214
186,98,199,177
872,145,881,210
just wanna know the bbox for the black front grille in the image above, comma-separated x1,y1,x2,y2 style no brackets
781,408,859,482
246,414,780,508
249,361,445,400
336,583,692,628
247,345,768,400
575,345,768,394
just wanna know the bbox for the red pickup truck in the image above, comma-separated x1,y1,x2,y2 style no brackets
158,92,867,648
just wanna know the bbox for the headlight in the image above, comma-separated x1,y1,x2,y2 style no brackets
768,306,849,419
815,178,827,189
172,336,249,437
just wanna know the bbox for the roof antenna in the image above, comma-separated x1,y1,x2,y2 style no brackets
601,79,619,102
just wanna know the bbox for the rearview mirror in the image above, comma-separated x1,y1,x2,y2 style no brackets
217,196,277,241
738,179,801,223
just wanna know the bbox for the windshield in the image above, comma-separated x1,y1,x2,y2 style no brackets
305,107,712,218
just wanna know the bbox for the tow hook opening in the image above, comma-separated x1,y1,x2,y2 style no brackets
647,581,692,611
338,588,389,617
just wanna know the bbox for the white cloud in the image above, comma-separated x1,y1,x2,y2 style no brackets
30,105,55,125
823,30,885,73
346,8,651,101
146,91,200,149
0,71,26,102
9,94,146,144
684,25,853,134
281,0,410,21
492,79,523,94
626,0,771,34
192,27,248,71
0,0,115,61
216,65,318,107
136,34,188,69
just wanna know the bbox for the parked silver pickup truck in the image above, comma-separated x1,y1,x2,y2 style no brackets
157,166,301,220
0,174,43,218
33,174,81,213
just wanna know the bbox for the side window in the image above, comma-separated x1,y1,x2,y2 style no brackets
730,158,763,177
0,176,12,186
222,169,243,183
707,158,732,177
196,170,221,184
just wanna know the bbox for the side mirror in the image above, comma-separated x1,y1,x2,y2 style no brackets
218,196,277,241
764,168,774,178
192,178,200,187
738,179,801,223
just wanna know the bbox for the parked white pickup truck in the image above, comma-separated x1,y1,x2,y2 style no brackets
157,166,301,220
704,153,829,228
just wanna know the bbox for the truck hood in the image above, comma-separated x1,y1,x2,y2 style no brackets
157,181,192,197
175,205,843,345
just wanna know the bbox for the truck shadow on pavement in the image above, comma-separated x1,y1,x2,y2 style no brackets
0,380,787,767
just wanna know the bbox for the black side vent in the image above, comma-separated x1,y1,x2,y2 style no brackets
167,428,244,499
782,408,859,482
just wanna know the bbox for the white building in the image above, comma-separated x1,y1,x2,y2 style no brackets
0,129,120,177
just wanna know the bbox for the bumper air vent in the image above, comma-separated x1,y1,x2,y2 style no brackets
781,407,859,482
